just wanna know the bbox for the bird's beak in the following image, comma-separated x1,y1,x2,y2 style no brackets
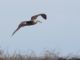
37,20,42,23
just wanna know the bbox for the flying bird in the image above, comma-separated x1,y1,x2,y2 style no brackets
12,13,47,36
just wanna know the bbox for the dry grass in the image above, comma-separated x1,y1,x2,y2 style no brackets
0,49,80,60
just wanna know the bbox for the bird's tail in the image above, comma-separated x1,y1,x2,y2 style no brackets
12,27,20,36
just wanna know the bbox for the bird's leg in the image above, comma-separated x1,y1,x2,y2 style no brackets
37,20,42,23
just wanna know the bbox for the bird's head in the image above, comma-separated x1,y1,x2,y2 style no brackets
31,16,37,20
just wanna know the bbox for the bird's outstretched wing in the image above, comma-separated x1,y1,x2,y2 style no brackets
12,21,27,36
39,13,47,19
12,26,20,36
31,13,47,21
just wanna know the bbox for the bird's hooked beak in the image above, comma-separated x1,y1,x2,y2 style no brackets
37,20,42,23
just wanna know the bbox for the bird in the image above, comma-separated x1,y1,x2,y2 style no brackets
12,13,47,36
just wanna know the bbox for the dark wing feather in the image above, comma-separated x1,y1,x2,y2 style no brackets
12,21,27,36
12,26,21,36
31,13,47,21
40,14,47,20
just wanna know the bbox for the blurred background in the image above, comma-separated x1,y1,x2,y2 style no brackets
0,0,80,56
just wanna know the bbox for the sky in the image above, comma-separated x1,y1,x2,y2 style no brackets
0,0,80,56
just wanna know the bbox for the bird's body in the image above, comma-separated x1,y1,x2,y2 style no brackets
26,21,37,25
12,13,47,36
19,20,37,26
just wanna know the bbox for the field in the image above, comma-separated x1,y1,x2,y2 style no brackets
0,49,80,60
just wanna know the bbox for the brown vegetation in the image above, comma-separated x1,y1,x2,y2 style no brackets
0,49,80,60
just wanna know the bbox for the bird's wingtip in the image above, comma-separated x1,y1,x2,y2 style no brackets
40,14,47,20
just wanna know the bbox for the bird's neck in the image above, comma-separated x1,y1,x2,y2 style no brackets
33,20,38,23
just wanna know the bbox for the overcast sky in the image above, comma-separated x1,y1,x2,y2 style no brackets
0,0,80,56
